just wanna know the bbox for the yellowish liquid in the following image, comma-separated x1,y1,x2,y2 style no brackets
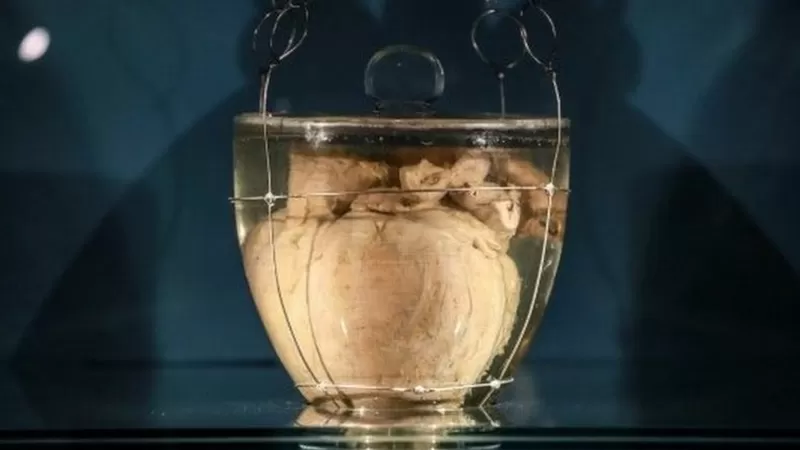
233,118,569,408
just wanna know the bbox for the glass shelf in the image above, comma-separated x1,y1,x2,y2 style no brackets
2,359,799,447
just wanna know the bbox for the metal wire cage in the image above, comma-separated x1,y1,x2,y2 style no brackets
230,0,569,411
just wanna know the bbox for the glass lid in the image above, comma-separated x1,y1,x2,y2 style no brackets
243,35,568,133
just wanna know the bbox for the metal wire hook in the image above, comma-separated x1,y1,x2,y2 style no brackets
252,1,310,68
519,0,558,71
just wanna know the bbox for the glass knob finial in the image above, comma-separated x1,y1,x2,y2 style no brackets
364,45,446,113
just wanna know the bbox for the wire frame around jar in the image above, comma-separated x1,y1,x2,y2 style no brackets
233,0,568,409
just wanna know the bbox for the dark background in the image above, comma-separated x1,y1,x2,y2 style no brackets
1,0,799,431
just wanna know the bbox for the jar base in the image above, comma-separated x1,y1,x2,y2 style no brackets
297,399,501,429
307,393,465,414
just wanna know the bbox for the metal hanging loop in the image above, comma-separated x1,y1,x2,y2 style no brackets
252,0,312,114
470,9,530,76
519,0,559,72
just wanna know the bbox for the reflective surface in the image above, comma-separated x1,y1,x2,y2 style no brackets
233,114,569,408
2,360,800,445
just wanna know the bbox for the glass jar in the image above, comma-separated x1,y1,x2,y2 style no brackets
232,112,569,410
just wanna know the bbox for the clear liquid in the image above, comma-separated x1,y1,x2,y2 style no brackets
233,118,569,408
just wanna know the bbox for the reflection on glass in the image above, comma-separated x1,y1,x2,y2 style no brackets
295,403,502,450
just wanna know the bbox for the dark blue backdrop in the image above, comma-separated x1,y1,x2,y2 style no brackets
1,0,800,429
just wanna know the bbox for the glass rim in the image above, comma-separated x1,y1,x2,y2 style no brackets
234,113,570,133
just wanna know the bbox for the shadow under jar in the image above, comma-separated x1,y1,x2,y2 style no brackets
233,114,570,411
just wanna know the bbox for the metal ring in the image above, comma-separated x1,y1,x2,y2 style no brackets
519,0,558,70
471,9,530,75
